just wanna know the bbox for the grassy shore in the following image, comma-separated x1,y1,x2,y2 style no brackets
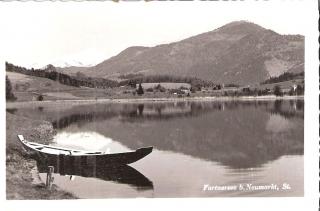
6,112,77,199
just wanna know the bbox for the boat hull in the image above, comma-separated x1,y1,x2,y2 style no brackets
18,134,153,165
33,146,153,165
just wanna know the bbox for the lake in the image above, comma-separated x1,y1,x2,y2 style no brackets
8,99,304,198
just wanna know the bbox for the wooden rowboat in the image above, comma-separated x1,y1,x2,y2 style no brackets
17,135,153,165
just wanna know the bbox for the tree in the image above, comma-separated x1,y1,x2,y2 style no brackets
155,83,162,90
190,86,196,93
155,84,166,92
76,71,86,78
296,85,304,95
37,95,44,101
6,76,16,101
46,64,56,72
289,87,295,96
273,85,282,96
253,88,258,96
137,83,144,95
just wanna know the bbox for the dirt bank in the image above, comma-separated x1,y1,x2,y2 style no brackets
6,112,77,199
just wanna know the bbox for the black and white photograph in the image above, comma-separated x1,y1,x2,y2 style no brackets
1,0,318,210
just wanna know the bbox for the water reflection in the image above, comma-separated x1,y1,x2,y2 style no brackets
40,100,303,129
8,100,304,169
269,100,304,119
7,99,304,197
35,155,153,191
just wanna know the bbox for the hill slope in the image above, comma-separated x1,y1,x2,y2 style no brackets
59,21,304,85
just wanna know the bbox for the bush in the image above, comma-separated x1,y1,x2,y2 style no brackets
146,88,154,92
37,95,44,101
155,84,166,92
6,76,16,101
122,90,132,94
273,85,282,96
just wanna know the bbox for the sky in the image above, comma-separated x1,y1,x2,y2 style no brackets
0,1,312,68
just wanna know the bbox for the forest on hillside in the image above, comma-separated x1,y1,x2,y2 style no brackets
6,62,217,90
6,62,118,89
261,72,304,85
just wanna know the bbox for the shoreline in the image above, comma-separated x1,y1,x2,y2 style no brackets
6,95,304,108
6,112,77,199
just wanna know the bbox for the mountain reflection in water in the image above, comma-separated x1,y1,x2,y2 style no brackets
52,100,303,169
8,100,304,169
8,99,303,197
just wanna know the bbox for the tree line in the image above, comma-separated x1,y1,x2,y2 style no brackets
119,74,216,90
5,62,118,89
6,62,218,91
261,71,304,85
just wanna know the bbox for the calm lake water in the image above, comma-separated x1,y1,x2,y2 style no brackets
8,99,304,197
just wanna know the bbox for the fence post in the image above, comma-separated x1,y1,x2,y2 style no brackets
46,166,54,190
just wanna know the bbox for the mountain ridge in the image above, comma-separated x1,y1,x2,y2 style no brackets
58,21,304,85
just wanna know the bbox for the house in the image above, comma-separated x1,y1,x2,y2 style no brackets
181,88,191,95
222,87,239,92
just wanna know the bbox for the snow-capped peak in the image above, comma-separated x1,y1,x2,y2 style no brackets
51,60,95,68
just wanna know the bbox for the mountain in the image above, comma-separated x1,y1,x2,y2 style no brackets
58,21,304,85
52,59,97,68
